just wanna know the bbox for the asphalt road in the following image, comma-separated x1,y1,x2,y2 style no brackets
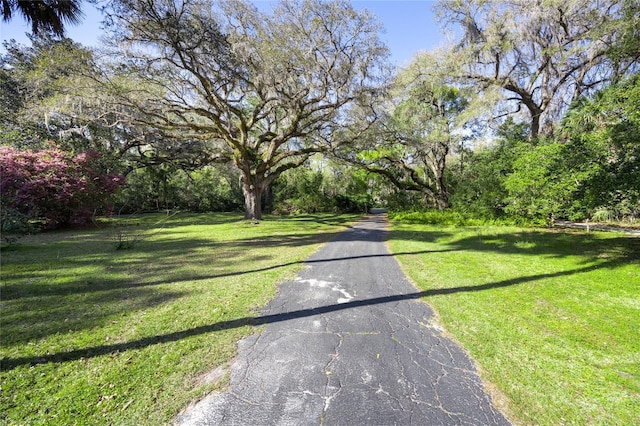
176,213,511,425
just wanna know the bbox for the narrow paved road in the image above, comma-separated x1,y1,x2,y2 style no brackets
176,214,511,425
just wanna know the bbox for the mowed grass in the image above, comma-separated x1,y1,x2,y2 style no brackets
387,215,640,425
1,212,357,425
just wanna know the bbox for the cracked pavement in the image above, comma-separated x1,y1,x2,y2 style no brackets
176,213,511,425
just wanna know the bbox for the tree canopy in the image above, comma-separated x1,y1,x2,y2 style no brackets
1,0,638,228
100,0,389,219
342,51,471,209
436,0,639,138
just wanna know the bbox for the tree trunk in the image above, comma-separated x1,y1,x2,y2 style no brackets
530,110,541,140
435,194,449,210
429,147,449,210
435,171,449,210
241,176,264,220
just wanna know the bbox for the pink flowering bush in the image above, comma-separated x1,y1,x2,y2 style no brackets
1,145,125,230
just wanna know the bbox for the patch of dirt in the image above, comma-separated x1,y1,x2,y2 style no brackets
194,363,231,387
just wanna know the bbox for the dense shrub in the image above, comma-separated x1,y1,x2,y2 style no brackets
448,119,529,220
0,207,39,244
0,145,124,229
449,76,640,224
271,167,372,214
115,165,243,213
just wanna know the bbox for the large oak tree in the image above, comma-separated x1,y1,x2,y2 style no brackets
102,0,388,219
341,51,471,210
436,0,639,138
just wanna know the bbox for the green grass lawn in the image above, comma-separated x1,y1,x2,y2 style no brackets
387,214,640,425
1,212,357,425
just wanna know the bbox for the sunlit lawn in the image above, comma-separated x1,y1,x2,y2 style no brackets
3,210,638,425
388,216,640,425
0,212,357,425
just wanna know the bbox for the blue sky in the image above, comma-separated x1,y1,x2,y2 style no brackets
0,1,446,68
358,0,445,66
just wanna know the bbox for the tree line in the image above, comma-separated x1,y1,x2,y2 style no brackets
1,0,638,233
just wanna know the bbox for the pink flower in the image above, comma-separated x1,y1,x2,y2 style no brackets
1,145,125,229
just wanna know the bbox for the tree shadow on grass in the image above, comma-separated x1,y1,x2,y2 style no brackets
1,246,455,301
6,215,635,371
0,214,411,349
1,219,355,348
449,229,640,266
0,263,600,371
1,214,451,303
96,212,360,232
0,228,353,299
390,224,640,267
0,287,189,347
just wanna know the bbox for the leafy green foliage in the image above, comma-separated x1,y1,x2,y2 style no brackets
271,164,372,214
449,119,528,219
0,207,39,245
0,35,95,150
503,140,594,221
562,74,640,220
450,75,640,223
501,75,640,222
344,53,472,210
116,165,243,214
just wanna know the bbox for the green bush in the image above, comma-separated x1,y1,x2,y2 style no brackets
0,206,39,244
271,166,372,215
116,166,242,213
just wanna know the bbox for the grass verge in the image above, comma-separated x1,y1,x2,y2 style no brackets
387,213,640,425
1,212,357,425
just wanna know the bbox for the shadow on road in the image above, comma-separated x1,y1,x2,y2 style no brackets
4,213,636,371
1,263,598,371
